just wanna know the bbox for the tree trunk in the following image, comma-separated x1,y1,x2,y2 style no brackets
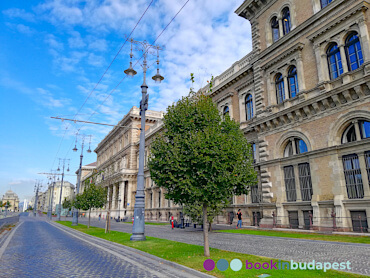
208,222,212,232
88,208,91,228
105,210,110,234
203,204,210,257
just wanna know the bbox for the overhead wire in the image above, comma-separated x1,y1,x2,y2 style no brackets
48,0,155,168
62,0,191,161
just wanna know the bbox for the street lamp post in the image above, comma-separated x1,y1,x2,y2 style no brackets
47,174,56,220
57,159,70,221
124,38,164,241
72,134,92,226
33,181,42,217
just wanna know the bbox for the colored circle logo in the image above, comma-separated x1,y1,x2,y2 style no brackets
217,259,229,271
230,259,242,271
203,259,215,271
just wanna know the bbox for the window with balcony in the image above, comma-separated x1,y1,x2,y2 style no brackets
288,66,299,98
327,43,343,80
282,8,291,35
275,73,285,104
245,94,253,120
346,32,364,71
271,17,280,43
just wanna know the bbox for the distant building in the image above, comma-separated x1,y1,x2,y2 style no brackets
23,199,29,212
43,181,75,213
2,190,20,212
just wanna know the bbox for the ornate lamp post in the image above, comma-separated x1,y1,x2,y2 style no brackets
72,134,92,226
124,38,164,241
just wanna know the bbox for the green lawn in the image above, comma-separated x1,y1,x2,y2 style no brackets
56,221,365,278
217,229,370,244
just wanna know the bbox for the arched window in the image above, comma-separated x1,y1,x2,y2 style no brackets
245,94,254,120
282,8,291,35
271,17,280,42
345,33,364,71
275,73,285,104
327,43,343,80
288,66,299,98
223,106,229,116
321,0,333,8
284,138,308,157
342,120,370,143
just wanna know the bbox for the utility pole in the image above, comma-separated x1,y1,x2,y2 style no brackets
33,180,43,217
57,158,70,221
124,38,164,241
72,134,92,226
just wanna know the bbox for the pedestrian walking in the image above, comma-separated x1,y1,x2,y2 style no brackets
171,215,174,230
236,209,242,228
99,214,101,221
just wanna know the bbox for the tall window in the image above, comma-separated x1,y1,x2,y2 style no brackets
223,106,229,116
321,0,333,8
298,163,313,201
245,94,254,120
284,166,297,202
288,66,299,98
365,151,370,186
271,17,280,42
346,33,364,71
284,138,308,157
342,154,364,199
282,8,291,35
275,73,285,104
158,190,161,208
327,43,343,79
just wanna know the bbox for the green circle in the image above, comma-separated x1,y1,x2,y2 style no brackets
217,259,229,271
230,259,242,271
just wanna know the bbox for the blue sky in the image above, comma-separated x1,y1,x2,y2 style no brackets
0,0,252,201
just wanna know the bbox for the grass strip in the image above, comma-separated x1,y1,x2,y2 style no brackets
57,221,365,278
217,229,370,244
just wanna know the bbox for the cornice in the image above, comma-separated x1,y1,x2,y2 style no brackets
216,92,234,104
261,42,304,71
308,2,370,42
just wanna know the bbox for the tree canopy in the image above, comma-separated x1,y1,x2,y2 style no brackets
149,87,257,256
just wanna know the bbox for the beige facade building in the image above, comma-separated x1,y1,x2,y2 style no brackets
1,190,19,212
42,181,75,213
91,106,164,219
93,0,370,232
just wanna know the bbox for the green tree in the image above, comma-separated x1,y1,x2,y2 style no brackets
149,82,257,257
74,183,107,228
62,198,73,214
183,201,226,232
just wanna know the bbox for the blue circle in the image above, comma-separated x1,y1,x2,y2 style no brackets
217,259,229,271
230,259,242,271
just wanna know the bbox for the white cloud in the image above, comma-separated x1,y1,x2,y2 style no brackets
3,8,36,22
5,23,35,36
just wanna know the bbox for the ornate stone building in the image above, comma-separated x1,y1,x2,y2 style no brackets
206,0,370,231
1,190,19,212
93,106,164,219
92,0,370,231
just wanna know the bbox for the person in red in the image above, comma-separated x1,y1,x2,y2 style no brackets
236,209,242,228
171,215,174,230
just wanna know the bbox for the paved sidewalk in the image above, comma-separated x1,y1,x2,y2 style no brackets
76,218,370,276
0,216,212,278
